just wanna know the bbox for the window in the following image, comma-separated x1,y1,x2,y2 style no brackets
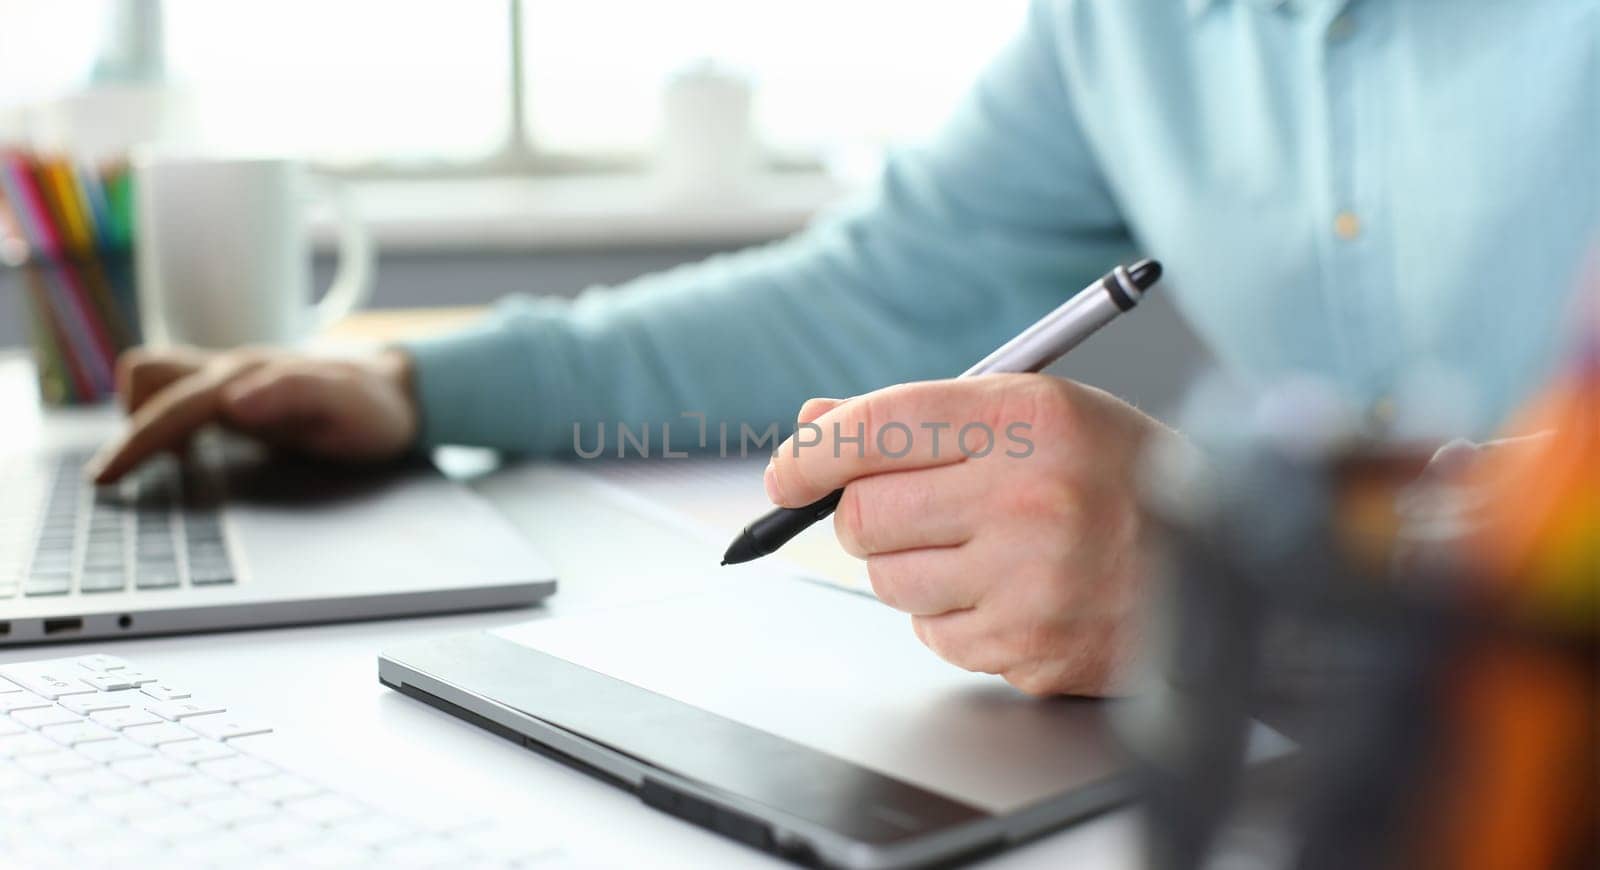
163,1,511,167
4,1,1029,174
520,1,1029,162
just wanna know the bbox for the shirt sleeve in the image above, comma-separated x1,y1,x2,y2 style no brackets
404,0,1133,453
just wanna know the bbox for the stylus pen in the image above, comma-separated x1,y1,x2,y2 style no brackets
720,258,1164,566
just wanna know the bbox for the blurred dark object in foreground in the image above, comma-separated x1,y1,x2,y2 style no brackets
1124,304,1599,870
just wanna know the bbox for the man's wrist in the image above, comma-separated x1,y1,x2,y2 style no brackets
375,347,422,449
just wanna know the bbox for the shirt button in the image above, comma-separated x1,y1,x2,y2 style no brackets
1333,211,1362,240
1369,396,1396,427
1327,14,1355,41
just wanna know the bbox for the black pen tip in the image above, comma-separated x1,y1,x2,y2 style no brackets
721,533,762,566
1128,258,1162,290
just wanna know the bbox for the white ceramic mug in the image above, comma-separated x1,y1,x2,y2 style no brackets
133,155,373,348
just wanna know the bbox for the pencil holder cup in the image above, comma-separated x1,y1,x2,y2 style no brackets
5,244,142,407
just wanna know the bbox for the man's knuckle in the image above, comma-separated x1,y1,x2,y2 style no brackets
865,556,903,607
835,486,873,557
1006,667,1059,697
1007,477,1079,524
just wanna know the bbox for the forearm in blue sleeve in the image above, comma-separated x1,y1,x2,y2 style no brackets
405,0,1133,454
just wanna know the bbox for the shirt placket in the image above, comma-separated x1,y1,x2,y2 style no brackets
1317,0,1400,416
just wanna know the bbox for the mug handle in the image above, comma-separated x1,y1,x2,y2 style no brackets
309,176,374,331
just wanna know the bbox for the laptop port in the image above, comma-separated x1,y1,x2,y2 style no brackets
0,621,10,636
43,617,83,635
118,614,133,630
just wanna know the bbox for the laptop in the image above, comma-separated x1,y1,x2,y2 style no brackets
0,412,556,645
380,572,1291,868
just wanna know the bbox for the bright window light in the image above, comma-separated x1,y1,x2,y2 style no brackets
521,1,1029,159
10,1,1030,171
163,1,511,166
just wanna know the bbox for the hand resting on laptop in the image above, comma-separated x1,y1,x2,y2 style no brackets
87,347,419,485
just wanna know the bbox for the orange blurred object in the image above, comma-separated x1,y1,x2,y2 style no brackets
1466,284,1600,631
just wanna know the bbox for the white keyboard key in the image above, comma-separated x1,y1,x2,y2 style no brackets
90,789,173,818
0,663,100,699
0,733,60,757
138,810,218,838
195,755,277,783
185,714,272,741
74,737,153,764
40,720,119,745
29,808,101,838
285,793,365,824
161,739,236,765
381,835,461,867
0,676,22,693
334,815,415,847
140,683,192,702
124,721,199,746
239,773,322,803
457,825,564,863
74,832,164,862
92,707,164,730
281,842,376,867
192,795,277,825
0,717,24,736
11,706,84,729
83,671,159,692
111,755,193,783
0,765,44,791
147,699,226,721
150,774,234,803
0,787,72,815
46,768,134,796
16,750,96,777
60,689,146,715
175,834,257,862
232,817,322,848
75,654,131,673
0,693,56,714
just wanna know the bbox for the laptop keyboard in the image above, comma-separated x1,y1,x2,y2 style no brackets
1,451,236,599
0,654,570,867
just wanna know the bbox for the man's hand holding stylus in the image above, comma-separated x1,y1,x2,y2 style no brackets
86,346,420,484
764,374,1170,697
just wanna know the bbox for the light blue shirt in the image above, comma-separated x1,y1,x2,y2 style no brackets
407,0,1599,452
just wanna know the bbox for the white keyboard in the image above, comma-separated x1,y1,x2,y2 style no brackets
0,654,571,868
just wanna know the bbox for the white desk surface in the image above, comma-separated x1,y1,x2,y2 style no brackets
0,354,1140,868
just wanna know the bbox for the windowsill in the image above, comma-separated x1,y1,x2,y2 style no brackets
313,172,856,253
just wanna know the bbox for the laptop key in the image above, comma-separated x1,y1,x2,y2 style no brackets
0,734,61,758
92,708,164,731
160,739,236,765
194,755,277,783
40,721,120,746
75,654,131,673
75,738,154,764
60,689,145,715
0,694,57,714
16,750,96,777
12,706,86,729
139,684,192,702
0,664,99,699
24,574,72,596
189,570,234,586
147,700,226,721
110,755,192,783
30,552,74,573
123,722,200,747
134,564,180,589
81,570,127,593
